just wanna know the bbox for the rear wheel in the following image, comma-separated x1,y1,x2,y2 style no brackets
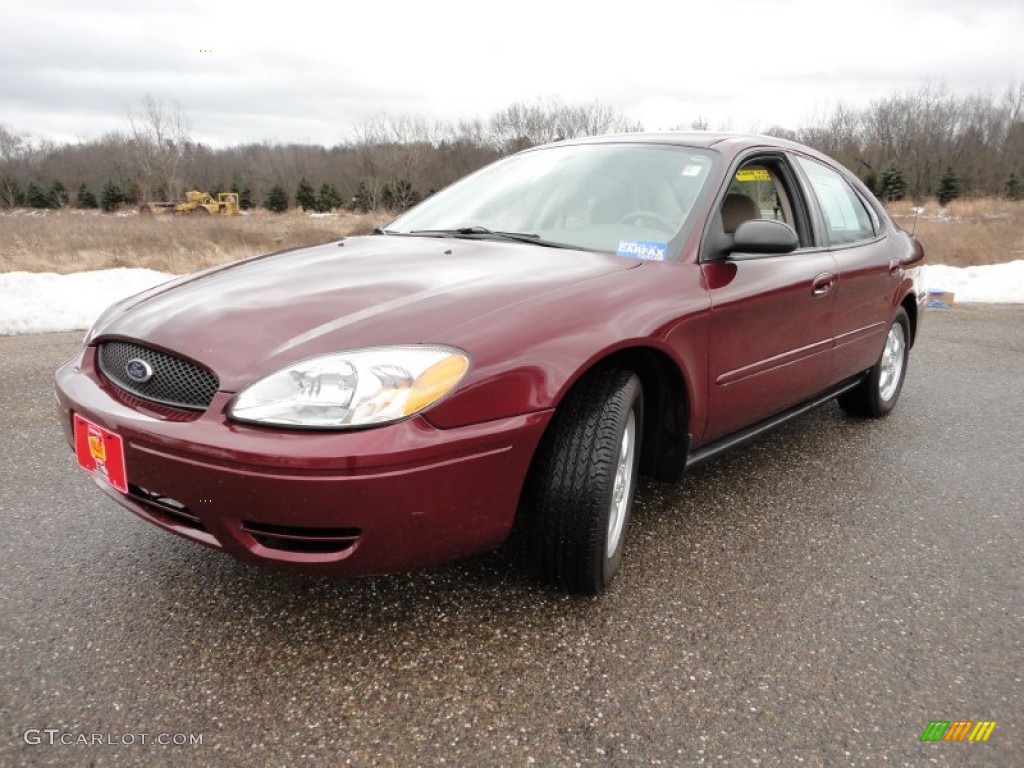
524,368,643,595
838,307,910,417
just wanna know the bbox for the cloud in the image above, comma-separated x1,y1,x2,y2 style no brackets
2,0,1021,146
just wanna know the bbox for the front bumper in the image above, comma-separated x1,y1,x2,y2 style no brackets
55,346,551,575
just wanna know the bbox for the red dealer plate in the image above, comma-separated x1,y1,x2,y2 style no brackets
73,414,128,493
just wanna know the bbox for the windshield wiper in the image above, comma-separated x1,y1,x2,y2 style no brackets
405,227,583,249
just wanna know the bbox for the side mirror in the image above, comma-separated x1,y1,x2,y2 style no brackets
730,220,799,258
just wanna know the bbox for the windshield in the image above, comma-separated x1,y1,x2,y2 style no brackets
388,143,718,257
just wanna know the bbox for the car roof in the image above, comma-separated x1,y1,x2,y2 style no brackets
537,131,820,159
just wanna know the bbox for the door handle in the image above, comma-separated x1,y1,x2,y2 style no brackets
889,258,901,277
811,272,835,297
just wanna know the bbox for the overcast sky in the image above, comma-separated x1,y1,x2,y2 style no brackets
2,0,1021,147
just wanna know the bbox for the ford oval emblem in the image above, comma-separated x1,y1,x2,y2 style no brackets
125,358,154,383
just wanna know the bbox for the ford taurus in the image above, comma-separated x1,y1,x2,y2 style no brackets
55,133,926,594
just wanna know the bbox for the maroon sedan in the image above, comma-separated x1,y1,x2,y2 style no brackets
55,133,925,594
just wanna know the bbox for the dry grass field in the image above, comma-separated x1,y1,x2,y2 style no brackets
1,200,1021,274
0,208,391,274
886,198,1024,267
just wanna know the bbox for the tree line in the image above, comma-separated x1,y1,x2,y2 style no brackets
772,81,1024,204
1,84,1021,215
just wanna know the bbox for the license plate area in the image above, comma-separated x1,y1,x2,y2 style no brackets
73,414,128,493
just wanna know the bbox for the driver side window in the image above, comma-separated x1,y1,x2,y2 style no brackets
712,157,810,253
722,163,797,230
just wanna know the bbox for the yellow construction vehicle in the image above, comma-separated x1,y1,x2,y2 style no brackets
142,191,240,216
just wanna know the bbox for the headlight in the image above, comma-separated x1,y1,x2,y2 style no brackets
227,346,470,428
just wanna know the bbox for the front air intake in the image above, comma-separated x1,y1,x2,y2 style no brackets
240,521,362,554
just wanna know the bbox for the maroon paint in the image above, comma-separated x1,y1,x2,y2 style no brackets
54,134,926,576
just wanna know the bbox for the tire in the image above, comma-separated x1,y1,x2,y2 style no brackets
838,307,911,418
524,368,643,595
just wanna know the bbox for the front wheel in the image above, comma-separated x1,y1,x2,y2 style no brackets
524,368,643,595
838,307,911,417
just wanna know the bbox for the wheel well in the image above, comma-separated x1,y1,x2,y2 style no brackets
573,347,690,483
900,294,918,347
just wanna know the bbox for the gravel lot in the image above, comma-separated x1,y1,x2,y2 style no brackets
2,306,1021,766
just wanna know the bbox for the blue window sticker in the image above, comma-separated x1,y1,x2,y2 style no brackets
616,239,667,262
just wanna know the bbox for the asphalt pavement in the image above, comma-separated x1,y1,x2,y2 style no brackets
1,306,1021,767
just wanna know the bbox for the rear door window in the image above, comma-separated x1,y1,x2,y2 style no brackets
794,156,876,245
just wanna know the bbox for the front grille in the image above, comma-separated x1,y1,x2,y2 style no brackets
98,341,218,410
241,521,362,554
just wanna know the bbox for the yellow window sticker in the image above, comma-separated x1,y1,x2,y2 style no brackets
736,169,771,182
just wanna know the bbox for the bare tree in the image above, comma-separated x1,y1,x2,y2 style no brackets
0,123,28,206
126,95,192,201
487,99,641,153
0,123,29,163
347,114,444,198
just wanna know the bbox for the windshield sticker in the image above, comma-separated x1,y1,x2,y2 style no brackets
617,239,667,262
681,165,705,177
736,169,771,182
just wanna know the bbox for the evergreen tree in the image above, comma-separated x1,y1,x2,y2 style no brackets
295,177,317,211
878,164,907,202
1005,172,1023,201
100,180,125,212
862,171,878,196
77,184,98,209
936,166,960,206
353,181,374,212
26,181,50,209
264,184,289,213
48,180,69,208
231,182,253,210
317,182,342,212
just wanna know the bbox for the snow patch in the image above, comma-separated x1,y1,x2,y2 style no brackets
921,261,1024,304
0,269,174,335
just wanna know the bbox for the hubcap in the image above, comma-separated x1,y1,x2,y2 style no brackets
878,322,906,402
607,410,636,559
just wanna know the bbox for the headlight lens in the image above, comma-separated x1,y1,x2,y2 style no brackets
227,346,470,428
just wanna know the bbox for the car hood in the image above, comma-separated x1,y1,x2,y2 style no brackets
94,235,639,391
